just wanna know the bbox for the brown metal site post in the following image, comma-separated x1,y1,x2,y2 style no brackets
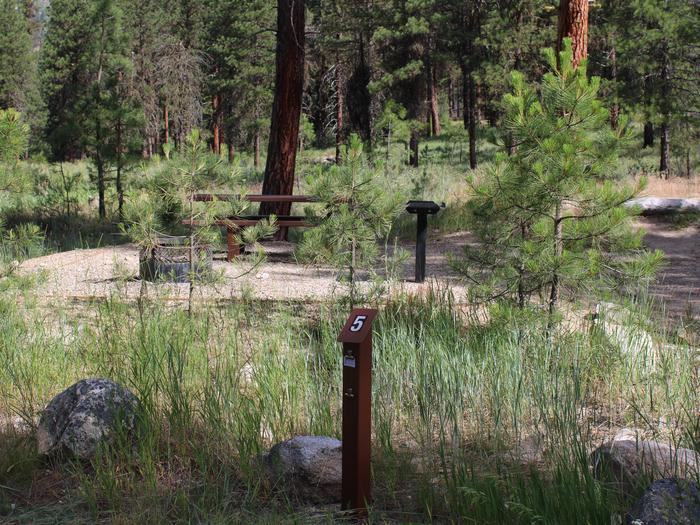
337,308,378,515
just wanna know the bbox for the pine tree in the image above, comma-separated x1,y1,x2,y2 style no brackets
123,0,168,157
298,134,405,306
460,42,661,321
441,0,489,169
203,0,275,161
370,0,432,167
40,0,94,160
0,0,43,148
479,1,556,146
259,0,306,224
616,0,700,175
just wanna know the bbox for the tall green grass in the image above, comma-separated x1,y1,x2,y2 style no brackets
0,287,697,523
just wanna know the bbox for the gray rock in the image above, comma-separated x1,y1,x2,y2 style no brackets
265,435,342,503
625,197,700,216
37,378,140,460
627,478,700,525
591,439,699,491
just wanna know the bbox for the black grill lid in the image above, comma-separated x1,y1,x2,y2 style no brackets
406,200,444,214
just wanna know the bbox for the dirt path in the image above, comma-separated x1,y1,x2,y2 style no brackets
638,217,700,322
15,222,698,323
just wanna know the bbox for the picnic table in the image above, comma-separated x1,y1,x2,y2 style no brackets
184,194,319,261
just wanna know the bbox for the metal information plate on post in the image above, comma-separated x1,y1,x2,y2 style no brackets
337,308,378,515
406,201,444,283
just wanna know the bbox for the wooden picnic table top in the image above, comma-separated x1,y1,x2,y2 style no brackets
191,193,318,203
183,218,313,228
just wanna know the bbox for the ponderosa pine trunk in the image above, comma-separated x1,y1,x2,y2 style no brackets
335,34,344,164
557,0,589,68
254,131,261,168
409,130,419,167
260,0,305,224
659,59,671,176
643,122,654,148
548,205,564,322
461,63,478,170
163,103,170,145
609,45,619,130
335,71,344,163
116,112,124,220
428,57,441,137
660,123,670,175
212,93,221,155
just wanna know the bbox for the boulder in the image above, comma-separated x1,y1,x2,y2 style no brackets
625,198,700,216
265,435,342,503
591,439,699,491
626,478,700,525
37,378,140,460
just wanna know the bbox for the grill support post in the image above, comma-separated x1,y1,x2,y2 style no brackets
415,212,428,283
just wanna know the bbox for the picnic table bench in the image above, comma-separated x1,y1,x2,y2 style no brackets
184,193,319,261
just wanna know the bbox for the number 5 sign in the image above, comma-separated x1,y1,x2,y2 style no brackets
337,308,378,514
338,309,377,344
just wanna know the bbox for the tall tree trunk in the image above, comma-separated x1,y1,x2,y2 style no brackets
228,142,235,163
163,103,170,145
116,115,124,220
660,123,670,175
462,64,478,170
659,59,671,176
548,206,563,321
254,130,261,169
460,58,478,168
609,45,619,130
409,129,419,167
212,93,221,155
96,152,105,219
335,42,344,164
449,74,460,120
557,0,589,68
643,122,654,148
260,0,306,225
506,133,516,156
428,61,441,137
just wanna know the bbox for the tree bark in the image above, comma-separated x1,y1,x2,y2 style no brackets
462,64,478,170
163,103,170,145
609,45,619,130
548,206,564,320
335,46,344,164
557,0,589,69
260,0,305,223
254,130,261,169
116,113,124,220
660,123,670,175
643,122,654,148
409,129,419,167
428,61,441,137
659,59,671,176
228,142,235,163
212,93,221,155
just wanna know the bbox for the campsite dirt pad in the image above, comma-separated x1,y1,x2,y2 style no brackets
17,233,473,305
17,219,699,323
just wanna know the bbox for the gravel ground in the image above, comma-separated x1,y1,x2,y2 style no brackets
18,232,473,304
16,221,699,323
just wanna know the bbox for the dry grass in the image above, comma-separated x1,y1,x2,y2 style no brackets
637,174,700,198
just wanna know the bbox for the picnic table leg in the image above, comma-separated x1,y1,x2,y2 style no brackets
227,227,240,262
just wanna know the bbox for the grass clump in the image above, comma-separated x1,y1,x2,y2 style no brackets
0,287,696,523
